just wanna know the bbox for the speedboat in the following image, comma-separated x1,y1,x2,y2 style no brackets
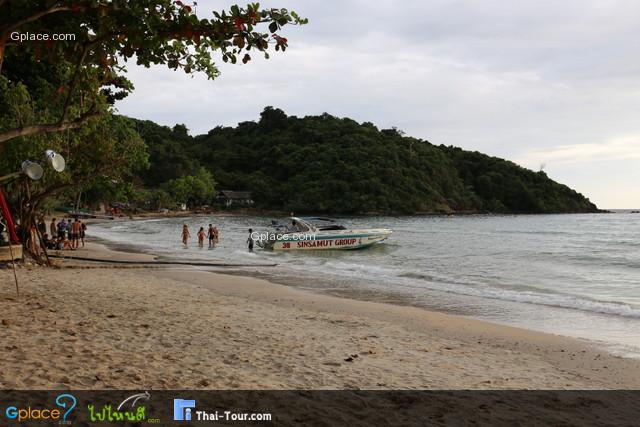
256,217,392,251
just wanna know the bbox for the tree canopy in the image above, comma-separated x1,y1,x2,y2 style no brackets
0,1,306,143
0,2,305,258
132,107,599,215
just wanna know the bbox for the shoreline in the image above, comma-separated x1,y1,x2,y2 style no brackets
1,241,639,389
69,208,618,226
87,230,640,359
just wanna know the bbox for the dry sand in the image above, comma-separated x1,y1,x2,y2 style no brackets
0,242,639,390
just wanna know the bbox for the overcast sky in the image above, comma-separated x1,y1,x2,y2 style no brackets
116,0,640,208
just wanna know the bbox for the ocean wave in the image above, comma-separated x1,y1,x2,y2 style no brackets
394,272,640,319
477,288,640,318
320,260,401,276
288,261,640,318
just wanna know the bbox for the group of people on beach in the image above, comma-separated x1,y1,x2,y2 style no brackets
42,217,87,250
182,223,219,248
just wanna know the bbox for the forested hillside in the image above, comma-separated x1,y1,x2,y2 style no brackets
131,107,598,214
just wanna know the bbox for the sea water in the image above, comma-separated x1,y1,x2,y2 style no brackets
90,212,640,356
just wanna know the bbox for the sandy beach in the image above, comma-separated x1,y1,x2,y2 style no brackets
0,242,639,390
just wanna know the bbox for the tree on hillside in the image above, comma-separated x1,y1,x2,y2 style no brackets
161,166,215,208
133,107,599,215
0,1,307,144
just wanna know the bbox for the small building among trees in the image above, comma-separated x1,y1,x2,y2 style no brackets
217,191,254,207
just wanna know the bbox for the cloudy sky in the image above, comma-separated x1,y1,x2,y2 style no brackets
117,0,640,208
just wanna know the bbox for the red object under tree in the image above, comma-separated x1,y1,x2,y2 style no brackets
0,189,20,244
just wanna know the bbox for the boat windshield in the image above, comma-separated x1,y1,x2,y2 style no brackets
287,218,311,232
290,217,347,232
317,224,346,231
272,217,347,233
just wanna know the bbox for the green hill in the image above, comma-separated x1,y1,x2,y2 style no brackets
131,107,598,214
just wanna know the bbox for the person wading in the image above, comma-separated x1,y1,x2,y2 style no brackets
181,224,191,246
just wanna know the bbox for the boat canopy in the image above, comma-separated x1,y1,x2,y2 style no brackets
298,217,336,222
290,217,346,231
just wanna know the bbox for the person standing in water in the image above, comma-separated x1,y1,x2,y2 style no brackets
207,224,215,247
181,224,191,246
247,228,254,252
197,227,206,247
70,218,81,249
213,226,219,244
80,221,87,247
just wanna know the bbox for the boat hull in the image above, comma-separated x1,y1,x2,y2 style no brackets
267,229,392,251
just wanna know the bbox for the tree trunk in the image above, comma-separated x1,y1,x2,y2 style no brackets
18,181,48,264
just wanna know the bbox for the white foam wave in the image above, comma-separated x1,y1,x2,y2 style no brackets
394,271,640,319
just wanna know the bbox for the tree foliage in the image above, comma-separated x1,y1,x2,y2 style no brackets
441,146,597,213
0,1,306,143
161,166,215,208
0,2,305,258
133,107,599,214
0,48,148,209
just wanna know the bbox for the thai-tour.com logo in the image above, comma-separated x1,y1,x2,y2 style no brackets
4,393,76,423
174,398,272,422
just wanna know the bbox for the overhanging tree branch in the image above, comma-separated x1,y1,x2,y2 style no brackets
1,5,72,35
32,183,73,208
0,107,102,144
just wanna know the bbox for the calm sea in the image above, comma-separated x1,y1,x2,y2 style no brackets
90,213,640,357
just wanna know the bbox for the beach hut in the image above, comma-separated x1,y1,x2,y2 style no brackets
217,190,254,207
